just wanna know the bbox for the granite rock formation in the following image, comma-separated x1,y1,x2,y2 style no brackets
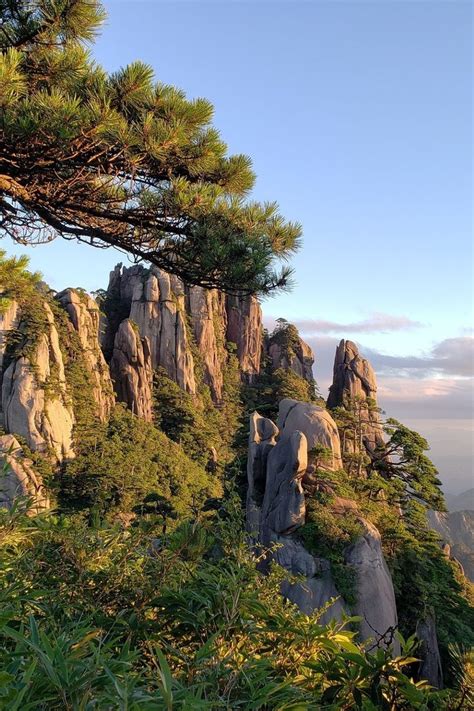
265,327,314,384
416,615,443,689
0,300,18,376
110,319,153,422
226,292,263,382
1,302,75,461
102,264,264,403
56,289,114,420
277,399,343,471
0,434,50,513
429,509,474,582
327,339,385,458
247,400,399,652
345,519,400,654
187,286,226,402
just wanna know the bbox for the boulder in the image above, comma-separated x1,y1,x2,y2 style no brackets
277,398,343,470
261,430,307,537
110,319,153,421
0,434,49,513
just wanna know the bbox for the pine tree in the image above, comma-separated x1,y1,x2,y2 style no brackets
0,1,301,294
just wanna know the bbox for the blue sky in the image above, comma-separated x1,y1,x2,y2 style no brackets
4,1,473,491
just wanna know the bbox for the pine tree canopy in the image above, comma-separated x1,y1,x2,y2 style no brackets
0,1,301,293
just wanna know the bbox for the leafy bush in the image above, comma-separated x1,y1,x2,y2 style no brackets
60,404,220,517
0,496,459,709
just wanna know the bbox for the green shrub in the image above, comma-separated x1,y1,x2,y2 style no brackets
60,404,220,517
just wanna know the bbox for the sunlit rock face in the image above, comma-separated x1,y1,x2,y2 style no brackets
56,289,114,421
247,399,400,653
1,302,75,461
266,330,315,384
102,264,264,404
226,293,263,383
110,319,153,422
0,287,118,462
187,286,227,402
327,339,385,458
0,300,19,374
277,399,343,470
0,434,50,513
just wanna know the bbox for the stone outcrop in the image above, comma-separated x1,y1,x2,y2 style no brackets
226,293,263,382
56,289,114,420
266,328,314,384
0,434,49,513
110,319,153,421
345,519,400,654
247,399,399,653
1,302,74,461
416,615,443,689
187,286,226,402
278,399,343,470
0,300,19,374
102,264,264,405
327,339,385,456
127,268,196,394
246,411,278,537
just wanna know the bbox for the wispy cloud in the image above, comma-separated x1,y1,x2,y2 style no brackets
365,337,474,378
266,312,424,335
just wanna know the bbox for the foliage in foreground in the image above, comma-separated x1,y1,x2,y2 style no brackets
0,495,471,710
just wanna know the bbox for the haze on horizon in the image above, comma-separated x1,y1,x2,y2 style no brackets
4,0,472,493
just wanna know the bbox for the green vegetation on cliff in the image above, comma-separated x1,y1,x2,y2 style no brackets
59,404,220,517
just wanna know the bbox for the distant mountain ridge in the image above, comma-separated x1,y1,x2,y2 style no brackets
445,488,474,513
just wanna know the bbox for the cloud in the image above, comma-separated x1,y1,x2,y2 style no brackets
376,376,474,420
266,312,424,335
365,337,474,378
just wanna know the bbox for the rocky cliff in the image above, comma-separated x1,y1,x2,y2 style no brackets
102,264,264,405
265,324,314,384
327,339,385,466
1,300,75,461
0,434,50,513
110,319,153,422
1,259,463,687
247,400,400,654
56,289,114,421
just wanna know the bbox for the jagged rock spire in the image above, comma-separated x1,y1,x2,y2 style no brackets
327,339,378,408
327,339,385,453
